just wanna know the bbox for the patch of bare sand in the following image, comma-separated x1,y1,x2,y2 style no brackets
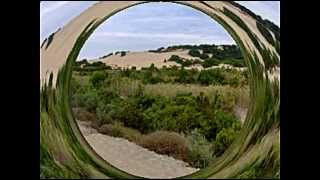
77,121,199,178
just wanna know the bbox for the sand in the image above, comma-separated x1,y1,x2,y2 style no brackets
77,121,199,179
91,49,194,70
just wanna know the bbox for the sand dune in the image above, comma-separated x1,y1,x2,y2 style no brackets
90,49,196,70
89,49,246,71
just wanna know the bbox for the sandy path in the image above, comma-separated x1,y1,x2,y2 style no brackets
77,121,199,178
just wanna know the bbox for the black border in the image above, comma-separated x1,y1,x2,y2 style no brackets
2,0,310,179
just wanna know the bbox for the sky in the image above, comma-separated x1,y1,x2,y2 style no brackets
40,1,280,59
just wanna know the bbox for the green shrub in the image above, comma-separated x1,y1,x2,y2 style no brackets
71,86,99,112
96,104,114,125
199,53,209,59
188,49,201,57
213,123,241,156
202,58,219,68
186,129,214,168
90,71,107,88
197,69,225,85
142,94,205,133
139,131,190,162
116,99,145,131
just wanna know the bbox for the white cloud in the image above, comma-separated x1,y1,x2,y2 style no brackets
95,32,203,39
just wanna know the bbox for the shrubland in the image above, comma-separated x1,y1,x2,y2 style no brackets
71,57,249,169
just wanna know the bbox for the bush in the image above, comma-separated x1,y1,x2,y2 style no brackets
188,49,201,57
71,87,99,112
98,122,143,143
120,51,126,57
199,53,209,60
202,58,219,68
116,99,145,131
90,71,107,88
139,131,190,162
98,123,122,137
186,129,214,168
73,108,97,122
213,123,241,156
197,69,225,85
142,94,205,133
168,55,183,64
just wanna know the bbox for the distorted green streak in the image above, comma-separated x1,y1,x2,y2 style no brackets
40,18,142,179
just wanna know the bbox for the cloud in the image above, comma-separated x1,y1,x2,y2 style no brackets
41,1,279,59
40,1,71,17
94,32,205,39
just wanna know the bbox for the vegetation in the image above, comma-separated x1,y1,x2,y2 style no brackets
115,51,128,57
168,55,201,67
148,47,165,53
162,43,245,68
70,61,249,169
99,53,113,59
72,59,112,72
45,32,55,49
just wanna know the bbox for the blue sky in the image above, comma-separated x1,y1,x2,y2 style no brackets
40,1,280,59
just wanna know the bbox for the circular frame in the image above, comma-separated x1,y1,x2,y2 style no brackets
40,1,280,178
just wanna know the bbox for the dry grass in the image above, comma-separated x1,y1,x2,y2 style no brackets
98,122,142,143
73,107,97,122
107,77,144,97
98,123,191,163
139,131,190,162
144,83,250,110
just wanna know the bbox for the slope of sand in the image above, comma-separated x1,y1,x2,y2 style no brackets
91,49,196,70
77,121,199,178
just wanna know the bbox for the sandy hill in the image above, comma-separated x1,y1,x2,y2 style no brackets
86,45,247,71
90,49,199,70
